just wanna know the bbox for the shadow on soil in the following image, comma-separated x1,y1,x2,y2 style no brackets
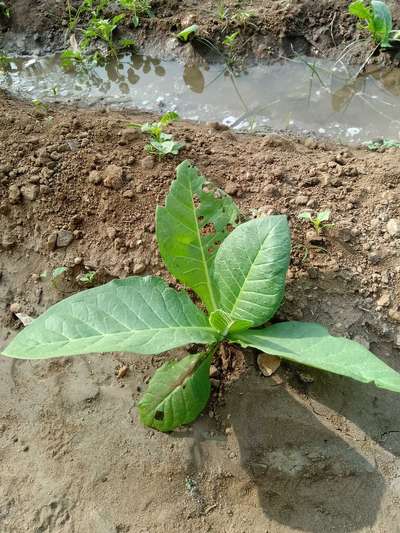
225,369,391,532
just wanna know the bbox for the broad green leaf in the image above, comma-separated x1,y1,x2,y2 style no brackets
138,351,212,431
156,161,239,313
348,0,372,20
2,276,217,359
159,111,180,126
316,209,331,223
231,322,400,393
213,216,291,327
209,309,253,335
372,1,392,45
177,24,199,42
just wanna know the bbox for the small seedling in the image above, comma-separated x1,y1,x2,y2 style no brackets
0,54,11,71
177,24,199,43
4,162,400,434
79,271,97,285
32,99,49,113
366,138,400,150
0,1,10,17
298,210,334,235
130,111,184,158
348,0,399,48
223,31,240,48
119,0,151,27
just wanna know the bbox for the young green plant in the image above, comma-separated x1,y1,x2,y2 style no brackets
130,111,184,157
348,0,399,48
298,209,334,235
3,162,400,433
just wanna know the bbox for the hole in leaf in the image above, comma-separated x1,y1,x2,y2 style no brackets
155,410,164,421
201,222,216,236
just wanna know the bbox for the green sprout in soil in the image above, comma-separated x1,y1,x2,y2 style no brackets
79,271,97,285
4,161,400,433
366,138,400,150
0,1,10,17
177,24,199,43
0,54,11,71
348,0,400,48
129,111,184,158
119,0,152,27
298,209,334,235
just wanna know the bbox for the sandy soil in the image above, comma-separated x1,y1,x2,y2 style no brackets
0,90,399,531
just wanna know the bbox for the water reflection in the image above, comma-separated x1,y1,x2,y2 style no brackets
2,53,400,143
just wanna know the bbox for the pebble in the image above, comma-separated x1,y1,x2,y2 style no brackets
47,232,58,250
224,181,239,195
8,184,21,204
56,230,74,248
120,128,141,144
9,302,21,314
103,164,123,190
21,184,39,201
88,170,102,184
133,262,146,274
387,219,400,237
377,292,390,307
295,195,308,206
141,156,155,170
389,309,400,323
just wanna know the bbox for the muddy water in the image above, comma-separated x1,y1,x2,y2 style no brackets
2,53,400,143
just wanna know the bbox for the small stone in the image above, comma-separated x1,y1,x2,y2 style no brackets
389,309,400,322
117,365,129,379
295,195,308,206
103,165,123,190
304,137,318,149
257,354,281,377
387,219,400,237
209,365,219,378
377,292,390,307
21,184,39,201
56,230,74,248
141,156,155,170
122,190,134,199
133,262,146,274
224,181,238,195
264,184,279,197
47,232,58,250
74,257,83,265
120,128,142,143
9,302,21,314
210,378,221,388
8,184,21,204
298,372,314,384
88,170,103,185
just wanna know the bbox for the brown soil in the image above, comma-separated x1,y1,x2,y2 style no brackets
2,0,400,64
0,90,400,532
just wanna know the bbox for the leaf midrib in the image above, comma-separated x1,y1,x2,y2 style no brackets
188,178,217,312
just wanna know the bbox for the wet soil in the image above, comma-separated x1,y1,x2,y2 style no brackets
2,0,400,65
0,91,400,532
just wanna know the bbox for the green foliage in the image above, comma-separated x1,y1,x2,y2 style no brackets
138,350,213,431
348,0,395,47
366,138,400,150
4,162,400,433
0,1,11,17
156,161,239,313
60,49,85,69
119,0,151,27
177,24,199,42
0,54,11,71
298,209,334,235
223,31,240,47
79,271,97,285
130,112,183,158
